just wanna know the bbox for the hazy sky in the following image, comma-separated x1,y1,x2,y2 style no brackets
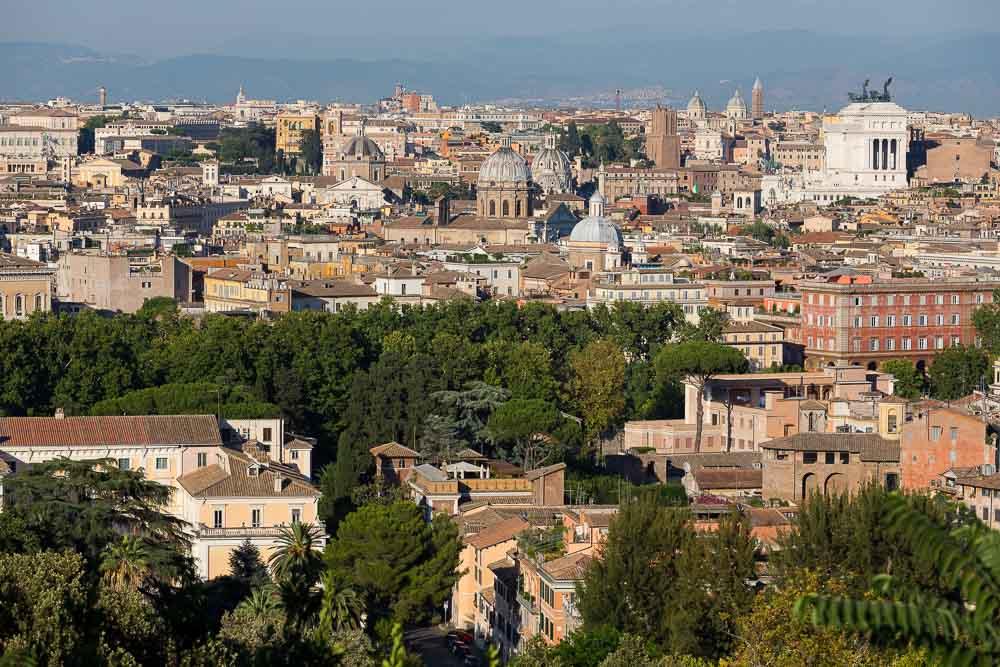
5,0,998,59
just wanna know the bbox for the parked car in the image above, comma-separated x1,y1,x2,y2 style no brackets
446,630,473,649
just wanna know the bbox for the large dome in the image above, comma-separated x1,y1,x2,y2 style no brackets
478,138,532,186
569,192,624,246
533,134,573,194
726,89,748,118
687,90,707,114
341,135,384,160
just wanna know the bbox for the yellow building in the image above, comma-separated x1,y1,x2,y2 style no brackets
176,442,321,578
276,112,320,155
723,320,787,371
204,268,292,314
0,252,54,320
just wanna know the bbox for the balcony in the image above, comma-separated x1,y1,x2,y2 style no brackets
196,522,326,539
516,589,538,615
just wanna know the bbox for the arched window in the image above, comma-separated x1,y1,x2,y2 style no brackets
34,293,43,312
373,168,379,181
736,197,743,209
515,200,521,217
489,200,496,216
502,201,509,217
14,294,24,317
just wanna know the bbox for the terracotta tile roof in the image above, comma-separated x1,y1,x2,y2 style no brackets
525,462,566,480
0,415,222,448
465,517,529,549
176,448,318,499
541,551,594,581
956,474,1000,490
760,432,899,462
692,468,763,490
370,441,421,458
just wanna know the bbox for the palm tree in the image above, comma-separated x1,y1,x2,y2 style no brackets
100,535,152,592
317,571,365,637
268,522,323,582
269,522,324,634
240,585,282,618
795,493,1000,666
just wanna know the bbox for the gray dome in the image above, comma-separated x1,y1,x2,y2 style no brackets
569,192,623,246
533,146,573,194
341,135,384,160
726,89,747,115
478,145,532,186
687,90,706,113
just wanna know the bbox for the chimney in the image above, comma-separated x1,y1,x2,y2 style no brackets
274,474,285,493
54,408,65,419
435,196,450,226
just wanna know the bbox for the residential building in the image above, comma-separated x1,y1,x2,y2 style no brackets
722,320,787,371
203,268,292,314
799,271,1000,370
275,112,320,155
586,266,707,323
0,252,54,320
56,252,192,313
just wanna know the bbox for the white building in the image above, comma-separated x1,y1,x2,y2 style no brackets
820,100,909,197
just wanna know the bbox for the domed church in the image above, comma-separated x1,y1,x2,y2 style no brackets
726,89,748,120
566,192,626,272
477,136,533,218
327,121,386,183
532,133,573,195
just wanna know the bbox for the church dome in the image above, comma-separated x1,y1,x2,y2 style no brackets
478,137,532,186
687,90,707,114
341,135,384,160
726,89,748,117
533,134,573,194
569,192,624,246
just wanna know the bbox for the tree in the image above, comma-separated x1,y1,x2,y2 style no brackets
576,496,703,656
325,501,460,626
229,538,269,583
0,551,89,665
480,121,503,133
794,493,998,666
1,457,193,581
316,571,365,637
100,535,152,592
269,523,324,632
654,341,749,452
299,129,322,175
487,399,563,470
420,413,462,463
78,114,112,154
881,359,923,399
218,586,286,655
679,308,729,343
567,339,626,456
928,345,989,400
972,289,1000,354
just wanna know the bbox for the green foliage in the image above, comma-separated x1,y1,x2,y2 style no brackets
1,457,193,580
575,495,756,659
488,398,564,469
91,382,280,419
568,339,626,453
0,550,89,665
881,359,923,399
516,524,566,561
928,345,989,400
299,129,323,175
219,125,278,173
325,501,461,626
795,492,1000,666
229,538,269,585
78,114,114,154
973,289,1000,355
654,341,749,451
480,122,503,133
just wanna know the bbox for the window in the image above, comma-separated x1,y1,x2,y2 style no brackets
951,294,960,305
951,314,960,325
213,508,223,528
888,413,897,433
825,452,836,465
870,338,879,351
918,337,928,350
935,295,944,305
251,508,262,528
887,338,896,351
870,315,879,327
262,427,272,442
951,427,959,442
803,451,818,464
936,337,944,349
930,426,942,441
903,337,912,350
952,335,961,347
291,508,301,524
155,457,168,470
840,452,850,464
290,449,299,460
197,452,207,467
853,296,862,306
903,314,912,326
918,314,927,326
886,315,896,327
117,458,130,470
853,316,862,328
977,293,985,304
936,314,944,326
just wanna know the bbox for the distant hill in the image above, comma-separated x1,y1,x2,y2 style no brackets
2,31,998,115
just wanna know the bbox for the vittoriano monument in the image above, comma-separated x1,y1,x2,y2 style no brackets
849,77,893,103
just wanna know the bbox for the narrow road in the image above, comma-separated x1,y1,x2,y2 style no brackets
405,626,469,666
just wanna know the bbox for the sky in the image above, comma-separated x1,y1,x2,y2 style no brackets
5,0,999,60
